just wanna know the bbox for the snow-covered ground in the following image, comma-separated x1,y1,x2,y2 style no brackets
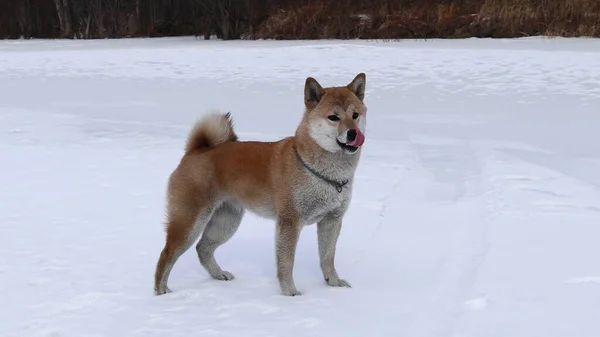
1,36,600,337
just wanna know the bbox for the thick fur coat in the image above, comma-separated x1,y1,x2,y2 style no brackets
154,73,368,296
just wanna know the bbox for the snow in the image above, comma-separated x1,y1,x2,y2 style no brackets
1,36,600,337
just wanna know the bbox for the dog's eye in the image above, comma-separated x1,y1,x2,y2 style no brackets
327,115,340,122
352,112,359,119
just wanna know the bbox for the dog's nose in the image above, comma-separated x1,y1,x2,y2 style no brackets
347,129,357,142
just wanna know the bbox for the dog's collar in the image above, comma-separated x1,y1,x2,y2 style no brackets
292,145,349,193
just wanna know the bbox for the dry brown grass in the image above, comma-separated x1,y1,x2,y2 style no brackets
254,0,600,40
1,0,598,40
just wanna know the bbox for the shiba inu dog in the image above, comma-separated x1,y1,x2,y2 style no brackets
154,73,367,296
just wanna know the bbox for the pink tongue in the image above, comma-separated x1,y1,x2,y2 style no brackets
348,129,365,147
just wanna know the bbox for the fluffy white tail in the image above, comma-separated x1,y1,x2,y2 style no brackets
184,111,238,154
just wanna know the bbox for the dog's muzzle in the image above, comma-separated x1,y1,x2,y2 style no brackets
337,128,365,153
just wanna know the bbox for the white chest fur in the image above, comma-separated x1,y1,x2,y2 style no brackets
294,177,353,226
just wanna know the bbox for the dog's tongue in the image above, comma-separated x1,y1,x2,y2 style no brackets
348,129,365,147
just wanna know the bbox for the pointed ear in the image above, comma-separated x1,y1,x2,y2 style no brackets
304,77,324,109
347,73,366,101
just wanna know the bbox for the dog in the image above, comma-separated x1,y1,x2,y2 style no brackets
154,73,367,296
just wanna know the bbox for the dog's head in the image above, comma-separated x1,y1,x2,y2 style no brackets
303,73,367,154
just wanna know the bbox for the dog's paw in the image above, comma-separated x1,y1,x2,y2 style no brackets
154,286,172,296
326,277,352,288
282,288,303,296
213,271,235,281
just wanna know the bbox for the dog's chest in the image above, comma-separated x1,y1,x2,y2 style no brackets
294,181,351,225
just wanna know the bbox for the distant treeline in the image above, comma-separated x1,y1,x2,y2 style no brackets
1,0,599,40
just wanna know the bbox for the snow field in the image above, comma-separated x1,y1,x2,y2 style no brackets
1,36,600,337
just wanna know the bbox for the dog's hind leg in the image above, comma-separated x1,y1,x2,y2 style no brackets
154,198,216,296
196,201,244,281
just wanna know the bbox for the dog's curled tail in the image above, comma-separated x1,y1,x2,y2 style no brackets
184,111,238,154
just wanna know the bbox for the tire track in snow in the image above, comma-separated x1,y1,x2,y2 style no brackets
401,144,498,337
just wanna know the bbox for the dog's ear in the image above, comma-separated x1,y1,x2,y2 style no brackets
347,73,366,101
304,77,324,109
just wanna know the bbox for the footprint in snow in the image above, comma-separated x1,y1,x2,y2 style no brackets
463,296,488,311
565,276,600,284
519,187,564,197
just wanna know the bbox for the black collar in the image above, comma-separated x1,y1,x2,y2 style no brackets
293,145,349,193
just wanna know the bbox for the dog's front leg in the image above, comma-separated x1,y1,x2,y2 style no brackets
317,213,351,288
276,217,302,296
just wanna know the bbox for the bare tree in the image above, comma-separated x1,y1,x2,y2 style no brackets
54,0,74,38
